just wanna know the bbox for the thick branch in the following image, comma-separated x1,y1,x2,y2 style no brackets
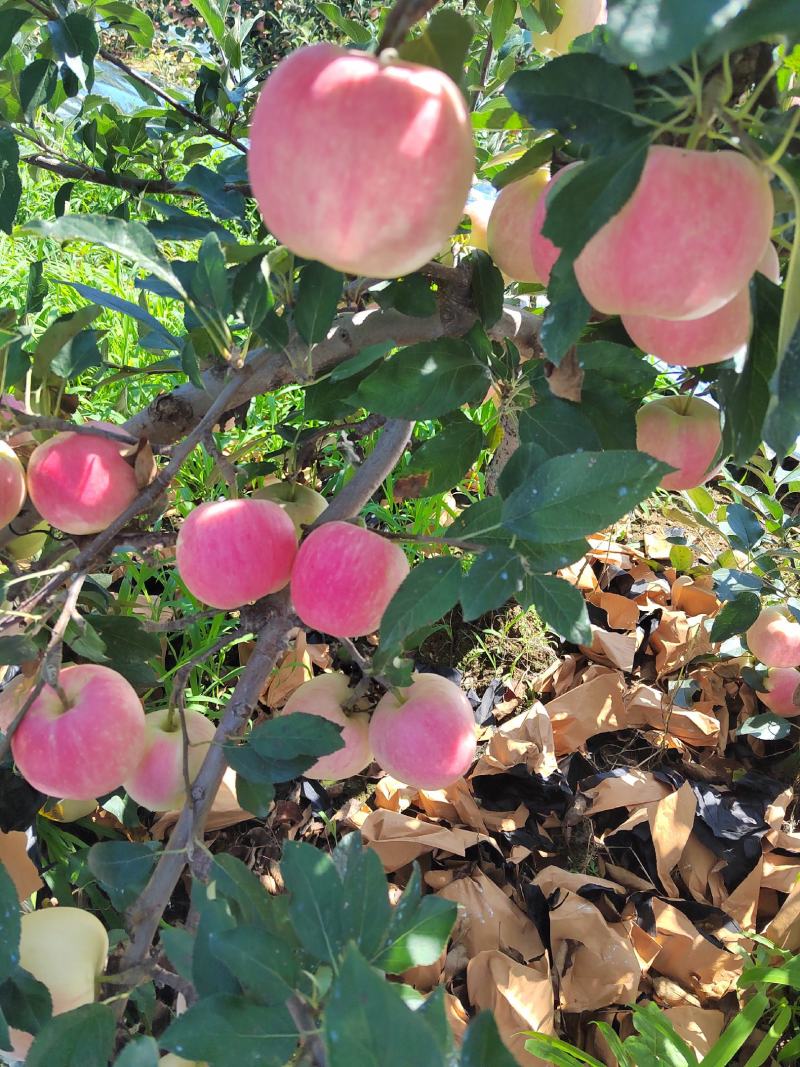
122,594,294,967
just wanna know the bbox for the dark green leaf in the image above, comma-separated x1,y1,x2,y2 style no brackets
0,9,31,60
295,262,343,345
725,503,764,552
235,776,274,818
48,13,99,76
180,164,246,220
0,128,21,234
447,496,506,545
0,634,38,665
61,280,179,350
315,2,372,44
497,442,550,497
26,1004,115,1067
469,250,505,328
519,574,592,644
332,833,391,959
324,945,444,1067
358,338,490,418
232,255,274,334
25,261,47,315
710,592,761,643
0,968,51,1037
96,2,154,48
739,713,791,742
50,329,102,379
87,841,161,909
462,1011,518,1067
505,54,641,152
379,556,462,653
516,539,589,572
407,413,485,495
227,713,344,784
83,614,160,689
192,894,239,999
374,275,437,318
704,0,800,61
329,340,395,382
398,9,474,84
765,315,800,460
192,232,231,319
209,925,297,1004
160,927,194,982
180,338,204,390
373,864,456,973
539,258,592,364
20,59,58,117
461,547,524,621
32,306,101,377
492,137,560,190
112,1035,159,1067
713,568,763,602
282,840,345,965
502,450,668,542
161,994,297,1067
0,864,20,984
519,396,601,457
490,0,516,47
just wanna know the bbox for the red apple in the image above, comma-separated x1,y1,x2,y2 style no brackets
369,674,476,790
573,147,774,319
247,43,474,278
487,169,549,283
176,499,297,610
758,667,800,716
0,440,26,529
529,161,582,285
26,432,139,535
635,395,722,491
290,521,409,638
124,707,217,812
747,608,800,668
282,672,371,780
11,664,146,799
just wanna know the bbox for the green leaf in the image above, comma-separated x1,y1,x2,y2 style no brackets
358,338,490,419
50,329,103,379
232,255,274,334
0,863,20,985
333,833,392,959
26,1004,115,1067
725,503,764,552
524,1032,605,1066
96,1,154,48
764,313,800,459
379,556,462,655
0,967,52,1037
295,262,343,345
180,164,245,221
501,450,668,542
329,340,396,383
19,58,58,117
398,9,474,85
519,574,592,644
235,776,274,818
48,13,99,81
373,866,457,973
374,275,437,318
738,713,791,742
25,260,47,315
607,0,750,75
710,591,761,643
23,216,186,298
60,280,178,351
461,547,524,621
82,614,160,689
703,0,800,61
32,306,102,378
208,926,298,1004
539,258,592,364
87,841,161,909
323,945,445,1067
227,713,344,785
505,54,641,153
192,232,232,323
0,127,21,234
0,634,39,665
698,992,769,1067
462,1011,518,1067
315,2,372,44
191,0,226,46
161,994,297,1067
469,250,504,328
625,1001,699,1067
0,9,32,61
492,137,560,190
719,275,781,463
406,413,485,495
490,0,517,47
112,1037,159,1067
519,396,601,457
282,841,346,965
447,496,506,544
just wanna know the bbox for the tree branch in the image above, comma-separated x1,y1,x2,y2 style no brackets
378,0,443,51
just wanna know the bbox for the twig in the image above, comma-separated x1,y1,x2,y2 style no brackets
202,432,240,490
3,410,142,447
21,154,250,199
141,608,221,633
122,593,294,972
378,0,442,51
286,996,327,1067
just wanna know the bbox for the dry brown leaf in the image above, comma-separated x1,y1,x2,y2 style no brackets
472,703,557,778
582,770,673,815
588,591,640,632
265,633,314,708
359,809,499,872
671,576,720,617
151,768,251,837
545,671,626,755
649,781,696,897
650,609,713,675
134,440,157,489
558,558,598,592
764,876,800,951
647,899,742,997
663,1006,725,1056
467,949,554,1066
721,856,762,929
374,776,418,813
545,348,583,402
580,628,637,671
439,869,544,961
0,831,41,900
393,472,431,501
442,992,469,1044
627,684,720,747
677,833,719,904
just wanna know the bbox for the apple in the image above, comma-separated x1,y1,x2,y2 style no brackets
0,440,26,530
529,161,582,285
290,521,409,638
11,907,108,1058
11,664,147,799
746,607,800,668
26,432,139,536
635,395,722,491
0,393,34,449
6,525,49,562
487,169,549,283
124,708,217,812
254,481,328,536
758,667,800,717
758,242,781,283
464,198,492,253
247,43,474,278
282,672,372,780
42,797,98,822
533,0,607,55
176,499,297,610
573,147,774,319
369,674,477,790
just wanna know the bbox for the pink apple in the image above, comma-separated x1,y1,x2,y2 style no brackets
533,0,607,54
0,440,26,529
369,674,476,790
124,708,217,811
573,147,774,319
290,521,409,638
11,664,146,799
465,198,492,253
758,667,800,717
530,162,582,285
26,432,139,535
176,499,297,610
247,43,474,278
487,169,549,283
747,608,800,668
282,672,372,780
636,395,722,491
